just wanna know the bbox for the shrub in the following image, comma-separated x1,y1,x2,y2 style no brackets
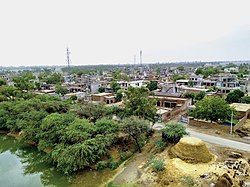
181,175,196,187
155,140,167,152
150,159,165,172
108,161,119,170
96,161,108,171
162,122,188,143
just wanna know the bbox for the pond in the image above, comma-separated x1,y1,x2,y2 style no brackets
0,134,116,187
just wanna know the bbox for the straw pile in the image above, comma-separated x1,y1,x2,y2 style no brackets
170,137,214,163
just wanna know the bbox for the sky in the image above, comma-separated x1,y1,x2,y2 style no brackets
0,0,250,67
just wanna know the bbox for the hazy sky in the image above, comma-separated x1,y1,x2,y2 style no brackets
0,0,250,66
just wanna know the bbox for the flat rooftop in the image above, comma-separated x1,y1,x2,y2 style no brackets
92,93,113,96
230,103,250,112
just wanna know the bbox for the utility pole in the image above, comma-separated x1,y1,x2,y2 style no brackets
230,110,233,134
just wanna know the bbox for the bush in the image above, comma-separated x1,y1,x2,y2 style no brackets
108,161,119,170
119,151,133,161
150,159,165,172
96,161,108,171
181,175,196,187
162,122,188,143
155,140,167,152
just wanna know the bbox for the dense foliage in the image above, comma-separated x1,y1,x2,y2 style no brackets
240,96,250,104
124,87,157,121
195,67,219,78
0,86,150,174
190,96,235,123
146,81,158,91
0,78,7,86
55,84,68,96
225,89,245,103
121,116,150,153
161,122,188,143
184,91,206,104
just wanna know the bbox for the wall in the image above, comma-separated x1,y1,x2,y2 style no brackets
233,115,248,131
189,119,231,133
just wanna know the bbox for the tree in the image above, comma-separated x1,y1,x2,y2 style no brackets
195,91,206,101
172,75,186,82
190,96,235,123
110,81,121,93
98,87,105,93
184,92,196,104
39,72,63,84
226,89,245,103
240,96,250,104
195,67,219,78
177,66,184,71
115,89,123,101
146,81,158,91
0,78,7,86
73,102,108,122
38,113,75,150
121,116,150,153
13,72,36,91
124,87,157,121
55,84,68,96
161,122,187,143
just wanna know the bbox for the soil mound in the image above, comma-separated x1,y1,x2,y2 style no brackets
170,137,214,163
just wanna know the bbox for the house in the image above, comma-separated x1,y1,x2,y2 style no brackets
91,92,115,104
230,103,250,119
149,95,191,122
117,80,144,90
216,75,241,93
176,79,189,86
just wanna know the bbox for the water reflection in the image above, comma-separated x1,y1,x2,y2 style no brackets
0,135,71,187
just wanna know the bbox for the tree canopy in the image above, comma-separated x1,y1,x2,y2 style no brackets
190,96,235,123
146,81,158,91
226,89,245,103
124,87,156,121
121,116,150,153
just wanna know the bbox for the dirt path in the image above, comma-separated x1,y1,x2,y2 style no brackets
111,134,158,185
112,152,148,185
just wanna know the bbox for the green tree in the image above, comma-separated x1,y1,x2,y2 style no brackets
98,87,105,93
226,89,245,103
177,66,184,71
240,96,250,104
73,102,108,122
162,122,187,143
146,81,158,91
195,67,219,78
195,91,206,101
13,72,36,91
124,87,157,121
115,89,123,101
190,96,235,123
110,81,121,93
183,92,196,104
0,78,7,86
55,84,68,96
121,116,150,153
38,113,75,150
172,74,187,82
39,72,63,84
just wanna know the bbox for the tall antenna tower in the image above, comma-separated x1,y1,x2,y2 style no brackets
134,55,136,66
66,47,71,73
140,50,143,67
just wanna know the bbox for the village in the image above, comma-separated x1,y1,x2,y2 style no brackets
0,61,250,187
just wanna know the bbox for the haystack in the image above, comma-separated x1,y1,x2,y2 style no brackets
170,137,214,163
